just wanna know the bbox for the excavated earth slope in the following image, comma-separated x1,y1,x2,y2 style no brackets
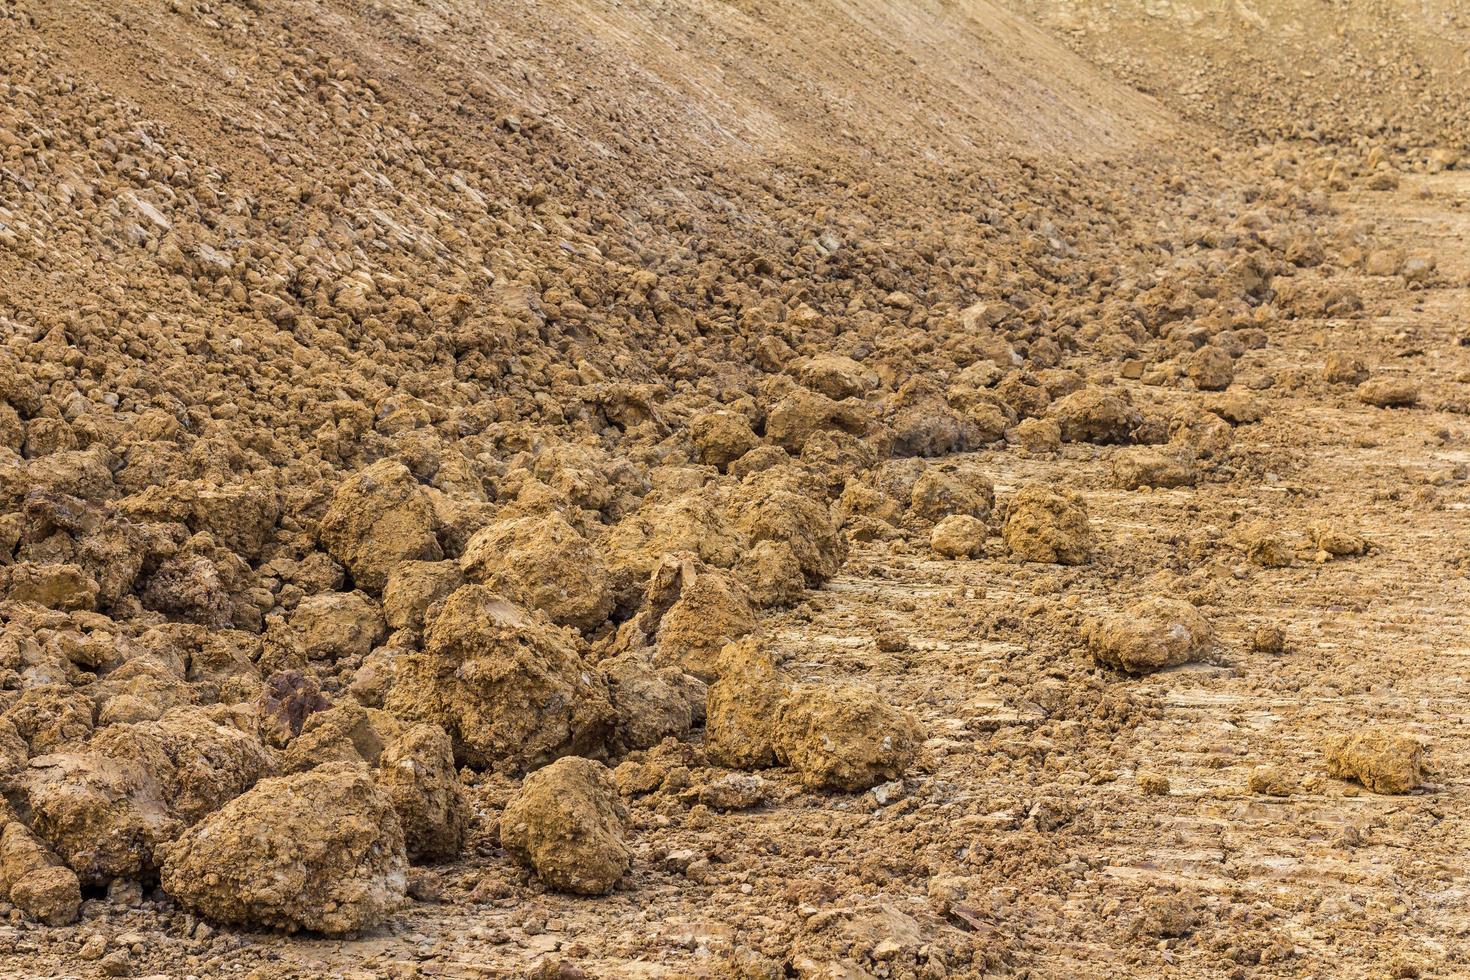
0,0,1468,977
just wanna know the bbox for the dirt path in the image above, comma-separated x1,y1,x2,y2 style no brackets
161,176,1470,980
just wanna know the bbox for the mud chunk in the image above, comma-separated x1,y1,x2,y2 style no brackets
1310,522,1368,558
500,756,631,895
1086,598,1215,673
689,410,761,472
385,585,612,772
729,470,847,583
1013,417,1061,453
1356,378,1418,408
766,389,868,452
1185,345,1234,391
1111,448,1197,490
383,560,463,632
602,651,706,752
0,822,82,925
1322,352,1370,385
1003,485,1093,564
377,724,470,863
800,354,877,401
255,670,331,749
1048,388,1139,444
1252,627,1286,654
641,555,756,679
705,635,786,771
1247,765,1296,797
1,562,99,612
930,515,988,559
1325,729,1423,795
461,512,613,632
909,464,993,523
289,591,386,661
734,539,807,608
319,460,442,592
1239,521,1293,568
774,684,923,791
160,762,407,934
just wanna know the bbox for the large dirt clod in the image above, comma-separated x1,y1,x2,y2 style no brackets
385,585,613,772
500,756,631,896
159,762,407,934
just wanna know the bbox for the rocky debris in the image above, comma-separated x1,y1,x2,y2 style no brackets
0,821,82,925
1325,730,1424,795
1111,448,1197,490
160,762,407,933
1003,486,1093,564
1137,772,1170,796
500,756,631,895
930,515,988,558
385,585,612,771
1086,598,1215,674
1356,377,1418,408
461,513,613,632
318,461,442,592
774,684,924,791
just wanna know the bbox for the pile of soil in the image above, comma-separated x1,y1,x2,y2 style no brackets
0,0,1465,976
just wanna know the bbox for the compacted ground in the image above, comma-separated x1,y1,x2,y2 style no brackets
0,0,1467,978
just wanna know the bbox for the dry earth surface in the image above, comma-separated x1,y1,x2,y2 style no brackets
0,0,1467,978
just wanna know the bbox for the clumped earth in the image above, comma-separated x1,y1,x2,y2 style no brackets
0,0,1467,976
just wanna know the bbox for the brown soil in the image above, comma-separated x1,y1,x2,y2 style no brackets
1,0,1468,977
